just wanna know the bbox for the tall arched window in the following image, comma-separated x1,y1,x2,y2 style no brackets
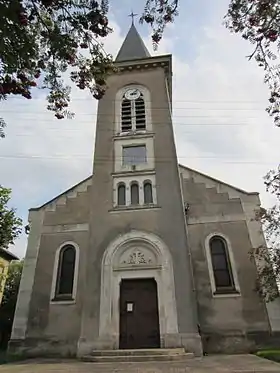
55,245,76,298
209,236,235,293
144,181,153,204
117,183,126,206
131,182,139,205
121,88,146,132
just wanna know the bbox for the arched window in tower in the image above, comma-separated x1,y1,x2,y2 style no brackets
55,244,76,298
209,236,235,292
121,88,146,132
117,183,126,206
130,182,139,205
144,180,153,204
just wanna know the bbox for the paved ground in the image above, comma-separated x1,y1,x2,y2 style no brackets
0,355,279,373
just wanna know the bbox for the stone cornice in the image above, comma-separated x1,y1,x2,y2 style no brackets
114,54,172,102
114,54,172,71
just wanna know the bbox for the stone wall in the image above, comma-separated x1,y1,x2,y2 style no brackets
180,168,272,353
9,180,91,357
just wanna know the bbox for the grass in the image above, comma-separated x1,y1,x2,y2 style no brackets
255,349,280,363
0,350,27,365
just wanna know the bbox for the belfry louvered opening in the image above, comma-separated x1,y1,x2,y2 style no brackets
121,99,132,132
121,92,146,132
135,96,146,130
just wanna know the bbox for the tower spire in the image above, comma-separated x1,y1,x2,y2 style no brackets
115,20,151,62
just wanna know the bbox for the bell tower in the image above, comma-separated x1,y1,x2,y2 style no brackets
78,22,202,356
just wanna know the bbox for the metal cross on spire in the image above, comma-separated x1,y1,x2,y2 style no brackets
128,10,138,25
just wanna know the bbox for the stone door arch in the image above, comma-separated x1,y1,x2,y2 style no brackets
98,230,178,348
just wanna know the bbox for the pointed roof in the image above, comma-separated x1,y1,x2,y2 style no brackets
116,23,151,62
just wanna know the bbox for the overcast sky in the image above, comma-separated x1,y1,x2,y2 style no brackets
1,0,279,258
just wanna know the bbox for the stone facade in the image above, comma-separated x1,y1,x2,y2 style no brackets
9,25,280,358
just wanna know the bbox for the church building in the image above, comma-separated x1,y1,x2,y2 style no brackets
9,23,280,358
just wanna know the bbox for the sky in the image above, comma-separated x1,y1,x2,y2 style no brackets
1,0,279,258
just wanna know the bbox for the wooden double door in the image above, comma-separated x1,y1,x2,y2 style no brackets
119,278,160,349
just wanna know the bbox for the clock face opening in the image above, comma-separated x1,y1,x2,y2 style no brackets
124,89,141,100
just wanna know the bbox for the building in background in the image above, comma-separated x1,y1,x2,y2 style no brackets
9,23,280,357
0,248,19,305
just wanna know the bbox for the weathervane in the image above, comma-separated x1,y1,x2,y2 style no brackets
128,10,138,25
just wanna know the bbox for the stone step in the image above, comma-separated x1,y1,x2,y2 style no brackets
81,352,194,363
89,348,186,357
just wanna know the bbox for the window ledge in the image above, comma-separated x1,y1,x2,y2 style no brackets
212,289,241,298
109,204,161,213
51,296,75,305
113,132,155,140
112,169,156,177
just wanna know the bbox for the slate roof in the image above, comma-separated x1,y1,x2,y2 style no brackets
115,23,151,61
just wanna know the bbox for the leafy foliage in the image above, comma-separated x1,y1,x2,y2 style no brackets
0,261,23,350
0,0,181,128
0,118,5,139
225,0,280,127
0,0,115,122
0,187,22,251
140,0,179,47
252,166,280,302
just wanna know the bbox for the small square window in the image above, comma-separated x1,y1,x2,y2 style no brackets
122,145,147,166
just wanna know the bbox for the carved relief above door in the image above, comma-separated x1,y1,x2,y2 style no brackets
114,244,159,269
120,247,156,266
